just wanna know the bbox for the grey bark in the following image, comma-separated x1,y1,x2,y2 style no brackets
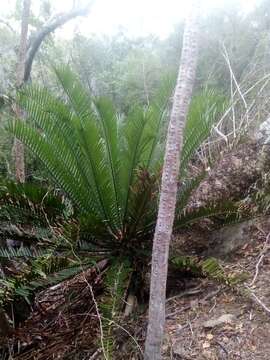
0,309,10,338
12,1,93,182
144,2,200,359
24,3,93,82
12,0,31,183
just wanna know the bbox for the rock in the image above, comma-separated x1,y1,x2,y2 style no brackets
172,344,192,359
203,314,236,328
206,220,253,258
256,117,270,144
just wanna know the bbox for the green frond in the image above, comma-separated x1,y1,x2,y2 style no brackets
176,171,206,214
14,263,92,304
171,255,226,282
118,107,152,223
53,67,119,226
0,246,47,259
0,179,65,225
100,258,132,358
94,97,122,227
171,255,244,286
8,120,94,214
175,201,242,229
180,89,227,176
18,87,110,220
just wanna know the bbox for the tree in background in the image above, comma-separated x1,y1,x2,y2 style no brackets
12,0,31,183
144,2,200,359
6,0,94,182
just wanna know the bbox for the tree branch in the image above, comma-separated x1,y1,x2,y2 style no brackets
0,18,16,34
24,2,94,82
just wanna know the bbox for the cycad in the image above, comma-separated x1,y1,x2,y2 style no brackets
5,67,238,358
8,66,229,254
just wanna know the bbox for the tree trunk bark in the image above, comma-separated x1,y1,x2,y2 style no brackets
12,0,31,183
24,3,93,82
12,2,93,182
144,2,200,359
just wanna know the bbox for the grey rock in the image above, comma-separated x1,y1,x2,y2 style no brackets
203,313,236,328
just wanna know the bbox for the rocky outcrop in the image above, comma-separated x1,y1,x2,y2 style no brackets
186,140,270,213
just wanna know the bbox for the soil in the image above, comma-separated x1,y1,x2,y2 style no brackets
160,222,270,360
2,220,270,360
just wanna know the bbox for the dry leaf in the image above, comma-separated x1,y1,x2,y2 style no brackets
202,341,211,349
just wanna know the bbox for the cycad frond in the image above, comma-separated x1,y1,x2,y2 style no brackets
176,172,206,214
180,89,226,176
0,246,46,259
118,107,152,224
100,258,132,358
175,201,242,229
0,179,64,224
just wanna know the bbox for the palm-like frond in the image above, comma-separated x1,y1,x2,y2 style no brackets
175,200,244,229
180,89,227,176
0,179,65,225
0,246,47,259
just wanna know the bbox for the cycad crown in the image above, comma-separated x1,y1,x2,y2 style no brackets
8,66,226,248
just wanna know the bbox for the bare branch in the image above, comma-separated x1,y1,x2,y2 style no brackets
0,18,16,34
24,1,94,82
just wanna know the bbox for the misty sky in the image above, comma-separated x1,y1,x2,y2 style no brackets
1,0,260,39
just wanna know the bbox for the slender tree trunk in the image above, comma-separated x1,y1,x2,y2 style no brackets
144,2,200,359
12,0,31,182
12,2,93,182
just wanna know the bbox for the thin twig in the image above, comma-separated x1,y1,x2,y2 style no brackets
166,288,221,318
214,340,228,355
249,232,270,286
99,315,144,356
245,285,270,315
0,18,16,33
166,287,202,303
88,348,102,359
